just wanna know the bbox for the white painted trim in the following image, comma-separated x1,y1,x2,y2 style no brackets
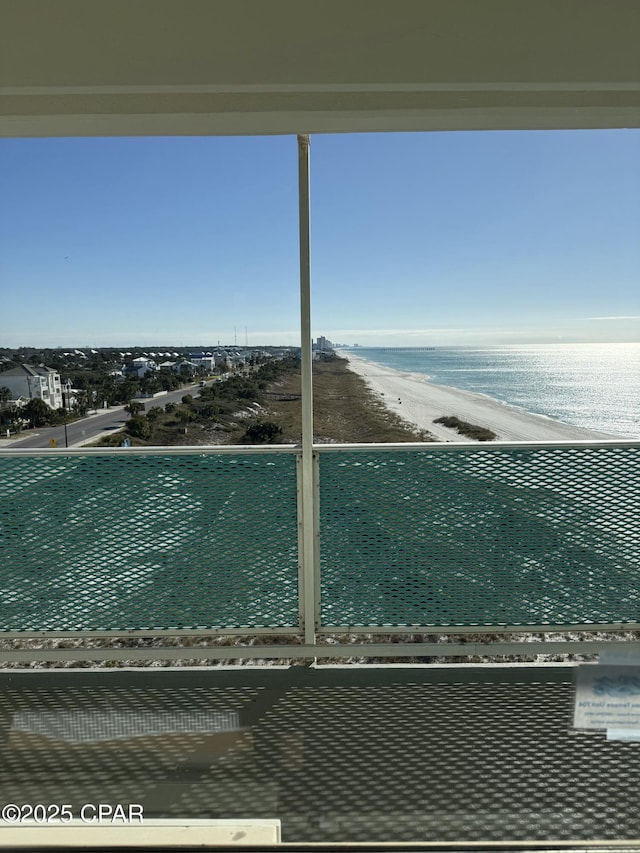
3,106,640,140
314,439,640,452
0,627,300,639
0,640,638,663
0,819,281,848
0,444,300,457
4,81,640,96
298,135,316,647
4,439,637,458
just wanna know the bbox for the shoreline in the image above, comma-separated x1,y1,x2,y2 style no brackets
337,350,620,443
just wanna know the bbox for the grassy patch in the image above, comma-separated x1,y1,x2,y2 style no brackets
433,415,496,441
262,355,433,444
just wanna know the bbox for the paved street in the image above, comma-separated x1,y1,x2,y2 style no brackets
7,381,205,449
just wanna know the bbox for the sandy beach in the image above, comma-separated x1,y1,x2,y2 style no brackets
338,351,619,443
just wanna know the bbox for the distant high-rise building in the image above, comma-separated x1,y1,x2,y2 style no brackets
313,336,333,352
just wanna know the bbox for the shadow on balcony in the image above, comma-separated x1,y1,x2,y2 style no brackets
1,441,639,844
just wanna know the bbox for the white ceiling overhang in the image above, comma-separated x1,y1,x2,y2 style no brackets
1,0,639,138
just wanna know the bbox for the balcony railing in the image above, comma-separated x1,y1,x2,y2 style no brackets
1,440,639,661
318,442,640,630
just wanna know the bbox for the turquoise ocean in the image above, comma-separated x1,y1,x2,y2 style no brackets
343,342,640,438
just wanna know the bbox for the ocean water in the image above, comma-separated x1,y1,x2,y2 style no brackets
344,343,640,438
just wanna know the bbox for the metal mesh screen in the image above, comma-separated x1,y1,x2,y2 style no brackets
262,676,640,842
2,667,640,842
319,445,640,628
0,677,264,816
0,452,299,632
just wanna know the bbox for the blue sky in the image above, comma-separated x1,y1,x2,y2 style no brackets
2,130,638,348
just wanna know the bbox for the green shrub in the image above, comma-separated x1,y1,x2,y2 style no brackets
242,420,283,444
127,415,151,439
433,415,496,441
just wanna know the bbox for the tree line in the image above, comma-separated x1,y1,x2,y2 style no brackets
114,356,300,445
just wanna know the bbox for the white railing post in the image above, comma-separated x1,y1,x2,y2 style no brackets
297,134,316,647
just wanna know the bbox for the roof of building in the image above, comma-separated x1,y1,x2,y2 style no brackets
0,364,57,378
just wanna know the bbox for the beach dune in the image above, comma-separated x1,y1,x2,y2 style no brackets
339,351,618,443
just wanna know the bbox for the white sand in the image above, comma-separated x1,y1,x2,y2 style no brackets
338,351,618,443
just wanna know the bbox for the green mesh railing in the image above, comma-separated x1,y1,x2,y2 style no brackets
3,444,640,638
319,445,640,629
0,452,300,632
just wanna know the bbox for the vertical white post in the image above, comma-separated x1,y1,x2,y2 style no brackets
298,134,316,646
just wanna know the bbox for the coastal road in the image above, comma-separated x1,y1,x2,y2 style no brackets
9,381,209,449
